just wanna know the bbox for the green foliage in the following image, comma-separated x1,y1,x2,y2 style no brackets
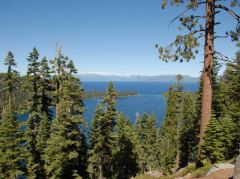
113,113,139,178
0,105,24,178
178,93,198,167
214,51,240,154
24,48,46,178
200,113,236,164
220,51,240,122
88,82,117,178
43,52,87,178
44,99,87,178
1,51,19,108
158,0,239,62
157,86,183,174
135,113,158,173
39,56,53,119
1,47,240,178
212,60,222,118
0,54,24,178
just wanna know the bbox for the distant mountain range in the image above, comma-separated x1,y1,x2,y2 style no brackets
77,74,199,82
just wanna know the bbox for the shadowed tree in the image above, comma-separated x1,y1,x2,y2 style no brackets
179,93,198,167
24,47,44,178
156,86,183,174
88,82,117,179
113,113,138,179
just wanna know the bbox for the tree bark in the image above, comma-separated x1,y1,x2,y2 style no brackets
199,0,215,148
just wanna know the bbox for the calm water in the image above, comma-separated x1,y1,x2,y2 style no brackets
82,81,199,125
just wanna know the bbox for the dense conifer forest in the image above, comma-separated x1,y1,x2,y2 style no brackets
0,46,239,178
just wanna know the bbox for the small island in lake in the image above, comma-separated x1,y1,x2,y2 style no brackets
83,91,138,99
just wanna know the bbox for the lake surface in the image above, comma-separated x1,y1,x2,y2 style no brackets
82,81,199,126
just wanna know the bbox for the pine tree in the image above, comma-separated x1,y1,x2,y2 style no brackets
0,51,24,178
212,60,221,118
2,51,19,108
157,0,240,151
216,51,240,155
43,55,87,178
88,104,105,178
39,57,53,119
134,113,158,173
134,113,149,173
35,57,53,160
200,113,235,164
156,86,183,174
35,57,53,154
0,104,24,178
179,93,198,168
113,113,138,178
221,51,240,122
23,47,47,178
88,82,117,178
146,114,158,171
50,47,68,113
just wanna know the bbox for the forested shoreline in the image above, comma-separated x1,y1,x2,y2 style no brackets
0,47,239,178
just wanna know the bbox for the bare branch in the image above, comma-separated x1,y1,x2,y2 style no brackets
215,4,240,22
196,1,207,5
214,35,229,39
214,51,234,63
168,8,191,27
194,15,206,19
190,29,205,35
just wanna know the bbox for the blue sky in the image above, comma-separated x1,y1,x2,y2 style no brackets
0,0,238,77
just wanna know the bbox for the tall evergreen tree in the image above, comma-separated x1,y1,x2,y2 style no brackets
221,51,240,123
113,113,138,179
0,52,24,178
88,82,117,178
134,113,158,173
50,47,68,114
156,86,183,174
0,104,24,178
179,93,198,168
88,104,105,178
2,51,19,108
23,47,46,178
43,54,87,178
157,0,240,151
211,60,222,118
39,57,53,119
216,51,240,154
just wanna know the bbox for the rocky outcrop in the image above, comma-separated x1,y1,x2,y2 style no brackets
234,155,240,179
145,170,163,177
206,163,235,176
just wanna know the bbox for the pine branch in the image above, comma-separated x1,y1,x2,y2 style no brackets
214,51,235,63
215,4,240,22
214,35,229,39
169,8,191,26
190,29,206,35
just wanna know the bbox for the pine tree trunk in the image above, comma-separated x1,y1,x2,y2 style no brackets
99,164,103,179
199,0,215,147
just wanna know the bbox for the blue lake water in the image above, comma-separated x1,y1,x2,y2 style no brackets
82,81,199,126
